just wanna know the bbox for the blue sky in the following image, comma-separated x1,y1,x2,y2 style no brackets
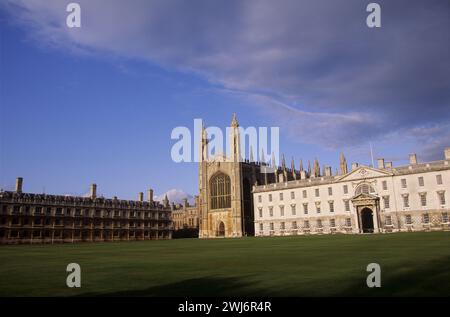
1,0,449,201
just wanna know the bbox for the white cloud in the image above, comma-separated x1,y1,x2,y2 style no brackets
154,188,194,205
2,0,449,149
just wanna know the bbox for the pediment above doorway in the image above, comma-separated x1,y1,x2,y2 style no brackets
337,166,392,182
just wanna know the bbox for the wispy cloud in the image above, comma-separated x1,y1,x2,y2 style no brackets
2,0,449,151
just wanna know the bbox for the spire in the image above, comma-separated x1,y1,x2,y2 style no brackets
231,113,239,128
271,152,276,167
299,159,304,171
200,122,208,162
229,113,241,162
281,154,286,169
339,152,348,175
307,160,311,177
291,157,297,180
261,148,266,164
313,158,320,177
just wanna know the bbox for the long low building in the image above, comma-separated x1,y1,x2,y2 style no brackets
0,179,172,244
253,148,450,236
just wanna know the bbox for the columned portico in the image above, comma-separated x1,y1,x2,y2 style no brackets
351,193,381,233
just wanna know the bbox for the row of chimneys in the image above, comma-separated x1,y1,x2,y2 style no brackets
87,184,156,202
376,148,450,170
14,178,155,202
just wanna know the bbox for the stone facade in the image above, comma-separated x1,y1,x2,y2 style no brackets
0,180,172,244
172,196,200,230
253,149,450,236
198,114,290,238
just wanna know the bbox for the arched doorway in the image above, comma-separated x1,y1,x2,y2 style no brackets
217,221,225,237
361,208,374,233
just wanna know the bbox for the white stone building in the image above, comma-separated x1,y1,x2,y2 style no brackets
253,148,450,236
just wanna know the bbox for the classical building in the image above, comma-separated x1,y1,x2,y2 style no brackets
172,196,200,230
198,114,297,238
253,149,450,236
0,179,172,244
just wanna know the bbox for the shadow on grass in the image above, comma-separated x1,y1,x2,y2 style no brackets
76,276,270,297
336,255,450,297
75,256,450,297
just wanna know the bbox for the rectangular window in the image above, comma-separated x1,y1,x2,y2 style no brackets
280,222,285,230
268,194,272,202
401,179,407,189
420,193,427,207
292,221,297,229
259,223,263,231
303,190,307,199
405,215,412,225
438,192,446,205
279,193,283,201
403,195,409,208
315,188,320,197
442,212,449,223
345,218,352,227
385,215,392,226
291,204,296,215
270,223,274,231
280,206,284,217
330,219,336,227
328,187,333,196
423,213,430,224
316,203,321,213
291,191,295,199
329,201,334,213
258,208,263,218
382,180,387,190
436,174,443,185
344,200,350,212
343,185,348,194
269,207,273,217
418,177,424,187
383,196,390,209
303,203,308,215
304,220,310,229
317,219,323,228
258,195,262,203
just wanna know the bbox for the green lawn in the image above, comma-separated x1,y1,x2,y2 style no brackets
0,232,449,296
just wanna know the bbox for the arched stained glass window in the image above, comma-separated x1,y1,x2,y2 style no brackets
210,173,231,209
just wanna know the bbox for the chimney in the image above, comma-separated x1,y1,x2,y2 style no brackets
385,161,393,168
351,163,359,171
409,153,417,165
90,184,97,199
147,189,154,203
15,177,23,193
445,148,450,160
377,158,385,169
324,166,332,177
138,192,144,202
